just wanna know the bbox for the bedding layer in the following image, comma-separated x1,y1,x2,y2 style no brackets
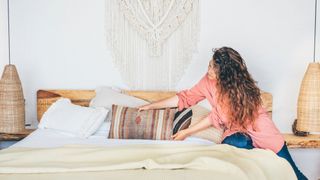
0,143,296,180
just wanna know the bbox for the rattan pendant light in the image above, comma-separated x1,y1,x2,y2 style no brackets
296,0,320,133
0,0,25,133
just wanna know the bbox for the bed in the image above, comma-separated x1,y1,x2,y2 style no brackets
0,89,296,180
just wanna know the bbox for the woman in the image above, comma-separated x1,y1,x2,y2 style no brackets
138,47,307,180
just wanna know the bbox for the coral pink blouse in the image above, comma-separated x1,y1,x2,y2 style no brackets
177,74,284,153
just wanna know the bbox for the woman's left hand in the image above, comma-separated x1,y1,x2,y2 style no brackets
171,129,189,141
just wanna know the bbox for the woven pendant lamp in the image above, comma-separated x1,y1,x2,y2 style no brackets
0,65,25,133
297,63,320,132
296,0,320,133
0,0,25,133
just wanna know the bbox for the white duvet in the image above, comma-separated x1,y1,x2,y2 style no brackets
0,129,296,180
0,143,296,180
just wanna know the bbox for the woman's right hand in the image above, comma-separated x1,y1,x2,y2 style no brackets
137,104,152,112
171,129,190,141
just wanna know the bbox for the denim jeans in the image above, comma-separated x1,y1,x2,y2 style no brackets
222,132,308,180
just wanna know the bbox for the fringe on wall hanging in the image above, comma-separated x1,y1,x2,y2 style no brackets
105,0,199,90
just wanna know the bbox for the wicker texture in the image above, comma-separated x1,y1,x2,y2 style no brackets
0,65,25,133
297,63,320,132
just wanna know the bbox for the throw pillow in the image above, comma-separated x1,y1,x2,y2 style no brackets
172,108,192,135
108,105,176,140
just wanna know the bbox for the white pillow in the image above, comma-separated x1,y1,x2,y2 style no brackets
89,87,149,122
38,98,108,138
93,121,111,136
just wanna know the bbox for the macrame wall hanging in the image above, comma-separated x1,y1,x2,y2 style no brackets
106,0,199,90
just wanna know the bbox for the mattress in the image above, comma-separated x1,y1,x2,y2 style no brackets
11,129,215,148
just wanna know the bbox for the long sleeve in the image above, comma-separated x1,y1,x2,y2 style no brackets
176,77,206,111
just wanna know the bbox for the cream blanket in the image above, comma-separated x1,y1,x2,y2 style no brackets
0,144,296,180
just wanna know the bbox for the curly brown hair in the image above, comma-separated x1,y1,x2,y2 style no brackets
212,47,262,131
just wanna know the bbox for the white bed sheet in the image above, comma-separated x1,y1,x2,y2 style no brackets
11,129,215,148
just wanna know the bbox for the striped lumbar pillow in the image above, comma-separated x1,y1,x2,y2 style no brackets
108,105,176,140
172,108,192,135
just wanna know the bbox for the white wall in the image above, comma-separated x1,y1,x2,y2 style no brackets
0,0,319,179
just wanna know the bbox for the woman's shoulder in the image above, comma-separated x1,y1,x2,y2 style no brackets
202,74,218,92
191,74,218,98
199,73,217,85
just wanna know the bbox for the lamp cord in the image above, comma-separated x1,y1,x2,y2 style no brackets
314,0,318,63
7,0,11,65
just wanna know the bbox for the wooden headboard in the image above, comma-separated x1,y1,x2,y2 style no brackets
37,90,272,121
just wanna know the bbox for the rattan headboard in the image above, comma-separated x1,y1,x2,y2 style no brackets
36,89,272,121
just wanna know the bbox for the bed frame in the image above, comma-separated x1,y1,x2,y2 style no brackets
35,90,320,148
36,89,272,121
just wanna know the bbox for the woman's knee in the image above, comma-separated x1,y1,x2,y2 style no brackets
222,133,253,149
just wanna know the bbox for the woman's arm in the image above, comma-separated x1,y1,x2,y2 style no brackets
172,116,212,140
139,76,206,111
138,95,179,111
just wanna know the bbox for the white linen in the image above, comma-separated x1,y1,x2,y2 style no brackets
4,130,296,180
0,143,296,180
93,121,111,136
11,129,215,148
38,98,108,138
